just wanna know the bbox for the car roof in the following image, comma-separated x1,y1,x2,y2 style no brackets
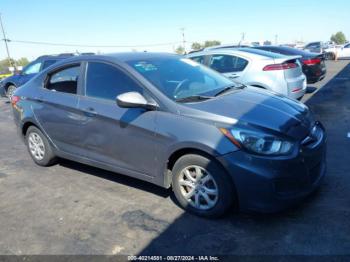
253,45,317,57
187,47,285,60
51,52,181,65
36,53,76,61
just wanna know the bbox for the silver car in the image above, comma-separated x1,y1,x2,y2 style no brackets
187,48,307,100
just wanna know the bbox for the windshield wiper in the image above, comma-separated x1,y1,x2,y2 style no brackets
175,95,213,103
214,84,245,97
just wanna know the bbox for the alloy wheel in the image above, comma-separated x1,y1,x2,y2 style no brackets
178,165,219,210
6,85,16,101
28,132,46,161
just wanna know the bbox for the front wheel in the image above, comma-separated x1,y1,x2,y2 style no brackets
172,154,236,218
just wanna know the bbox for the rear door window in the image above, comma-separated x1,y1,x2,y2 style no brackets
85,62,144,101
46,65,80,94
209,55,248,73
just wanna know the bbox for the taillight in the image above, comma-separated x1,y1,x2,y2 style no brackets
263,62,297,71
11,95,20,106
302,58,321,65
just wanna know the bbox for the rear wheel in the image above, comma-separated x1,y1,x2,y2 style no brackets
6,85,16,100
26,126,57,166
325,52,335,60
172,154,236,218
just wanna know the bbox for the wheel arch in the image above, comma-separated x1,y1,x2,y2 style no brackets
166,147,240,210
22,121,40,136
4,82,16,91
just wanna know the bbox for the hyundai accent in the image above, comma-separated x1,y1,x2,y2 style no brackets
11,53,326,217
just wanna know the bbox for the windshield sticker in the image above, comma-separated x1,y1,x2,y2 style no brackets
134,62,158,72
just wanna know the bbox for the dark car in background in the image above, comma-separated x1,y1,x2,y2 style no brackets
11,53,326,217
0,53,75,99
252,46,327,83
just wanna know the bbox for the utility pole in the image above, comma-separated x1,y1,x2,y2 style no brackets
239,32,245,46
180,27,186,54
0,13,13,68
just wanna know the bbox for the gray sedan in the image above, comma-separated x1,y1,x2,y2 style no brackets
11,53,325,217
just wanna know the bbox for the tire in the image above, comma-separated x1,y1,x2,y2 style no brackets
6,85,16,100
172,154,236,218
25,126,57,166
325,52,335,60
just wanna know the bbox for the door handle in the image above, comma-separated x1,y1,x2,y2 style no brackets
228,74,238,79
83,107,97,117
34,96,44,103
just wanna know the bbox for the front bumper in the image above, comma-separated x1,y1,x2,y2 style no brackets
217,124,327,213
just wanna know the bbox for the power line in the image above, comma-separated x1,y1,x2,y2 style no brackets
6,39,182,48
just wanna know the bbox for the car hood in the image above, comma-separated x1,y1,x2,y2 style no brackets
1,74,20,84
179,87,314,140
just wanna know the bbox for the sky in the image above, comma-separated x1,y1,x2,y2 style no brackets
0,0,349,60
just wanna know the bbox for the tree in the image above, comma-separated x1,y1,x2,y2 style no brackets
175,46,185,55
0,57,30,73
16,57,29,67
203,40,221,48
330,32,347,45
191,42,203,51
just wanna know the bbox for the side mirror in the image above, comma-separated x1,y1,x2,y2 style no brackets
116,92,158,110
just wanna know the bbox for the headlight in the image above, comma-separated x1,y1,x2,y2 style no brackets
220,128,294,156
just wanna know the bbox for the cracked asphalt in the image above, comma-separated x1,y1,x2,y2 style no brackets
0,60,349,256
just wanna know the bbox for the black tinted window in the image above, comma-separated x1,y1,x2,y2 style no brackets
190,56,205,64
86,62,143,101
46,66,80,94
209,55,248,73
42,60,58,70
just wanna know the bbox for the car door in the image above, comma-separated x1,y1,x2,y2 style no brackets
341,44,350,58
32,63,84,155
76,61,158,177
208,54,248,80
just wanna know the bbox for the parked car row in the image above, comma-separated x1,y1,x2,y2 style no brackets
301,41,350,60
10,52,327,218
187,44,328,99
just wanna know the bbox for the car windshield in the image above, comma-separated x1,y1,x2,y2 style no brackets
126,57,236,101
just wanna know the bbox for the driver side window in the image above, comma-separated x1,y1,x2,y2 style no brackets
22,62,42,75
85,62,144,101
